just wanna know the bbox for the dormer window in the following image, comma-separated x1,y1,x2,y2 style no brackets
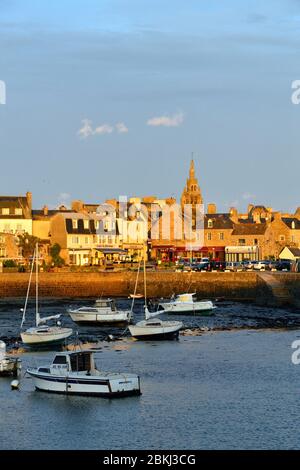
72,219,78,229
2,208,9,215
208,219,213,228
292,221,296,229
83,220,89,230
15,208,22,215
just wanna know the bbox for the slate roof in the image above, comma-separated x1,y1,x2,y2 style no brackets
205,214,234,230
0,196,30,218
282,218,300,229
232,223,267,236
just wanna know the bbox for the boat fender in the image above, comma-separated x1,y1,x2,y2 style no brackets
11,380,20,391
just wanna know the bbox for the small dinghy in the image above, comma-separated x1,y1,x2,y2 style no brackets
0,341,21,377
26,350,141,398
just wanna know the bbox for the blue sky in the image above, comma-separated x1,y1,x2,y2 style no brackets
0,0,300,212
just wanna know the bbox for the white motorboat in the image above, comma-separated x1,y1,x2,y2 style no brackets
26,350,141,397
68,298,131,326
0,340,21,377
129,318,182,340
159,293,215,315
128,260,182,340
20,243,73,347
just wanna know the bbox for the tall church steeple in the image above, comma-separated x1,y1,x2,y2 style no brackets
181,159,203,208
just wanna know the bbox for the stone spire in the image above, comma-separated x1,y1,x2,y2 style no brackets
181,159,203,208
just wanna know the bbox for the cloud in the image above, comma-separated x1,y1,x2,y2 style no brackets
242,192,256,200
147,111,184,127
78,119,128,138
94,124,114,135
78,119,93,138
115,122,128,133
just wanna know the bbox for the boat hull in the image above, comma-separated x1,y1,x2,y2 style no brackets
21,328,73,347
26,370,141,397
129,322,182,340
69,312,130,326
0,358,21,377
159,301,215,315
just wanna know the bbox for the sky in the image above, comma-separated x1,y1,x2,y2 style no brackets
0,0,300,213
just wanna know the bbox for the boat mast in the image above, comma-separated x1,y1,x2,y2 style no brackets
130,260,141,314
143,258,147,317
36,242,39,327
20,245,35,329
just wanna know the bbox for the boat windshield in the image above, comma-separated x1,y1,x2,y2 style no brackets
95,300,115,310
70,352,92,372
176,294,195,303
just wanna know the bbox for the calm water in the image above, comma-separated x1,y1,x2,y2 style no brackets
1,299,300,449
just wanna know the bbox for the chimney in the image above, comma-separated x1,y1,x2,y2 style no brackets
248,204,254,214
207,203,217,215
43,205,48,216
295,207,300,220
26,191,32,211
71,200,84,212
273,212,282,222
229,207,238,223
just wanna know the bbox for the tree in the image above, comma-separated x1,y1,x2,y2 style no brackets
50,243,65,267
18,233,40,264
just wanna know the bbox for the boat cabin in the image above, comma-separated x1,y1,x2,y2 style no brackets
175,293,196,303
48,351,96,375
94,298,116,310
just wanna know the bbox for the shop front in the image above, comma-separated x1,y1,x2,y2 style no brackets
225,245,259,262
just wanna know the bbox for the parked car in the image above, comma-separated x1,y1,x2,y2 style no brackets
225,261,244,271
274,260,292,271
253,260,272,271
191,261,210,271
209,260,226,271
241,260,254,269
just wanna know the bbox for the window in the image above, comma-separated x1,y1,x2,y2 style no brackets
85,237,90,245
238,239,246,246
292,221,296,229
208,219,213,228
15,208,22,215
219,232,224,241
207,232,212,241
4,224,10,232
95,220,99,230
0,248,6,257
279,235,285,242
2,208,9,215
72,219,78,229
254,239,258,245
16,224,22,231
72,236,79,244
108,236,112,244
83,220,89,230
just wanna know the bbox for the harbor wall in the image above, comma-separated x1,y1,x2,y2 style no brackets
0,271,299,306
0,271,257,299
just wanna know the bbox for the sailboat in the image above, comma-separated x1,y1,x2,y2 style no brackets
128,260,183,340
20,243,73,347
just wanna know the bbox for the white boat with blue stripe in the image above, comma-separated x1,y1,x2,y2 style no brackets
26,350,141,398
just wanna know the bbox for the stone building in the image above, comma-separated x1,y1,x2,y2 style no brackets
149,160,300,262
0,233,21,262
0,192,32,235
